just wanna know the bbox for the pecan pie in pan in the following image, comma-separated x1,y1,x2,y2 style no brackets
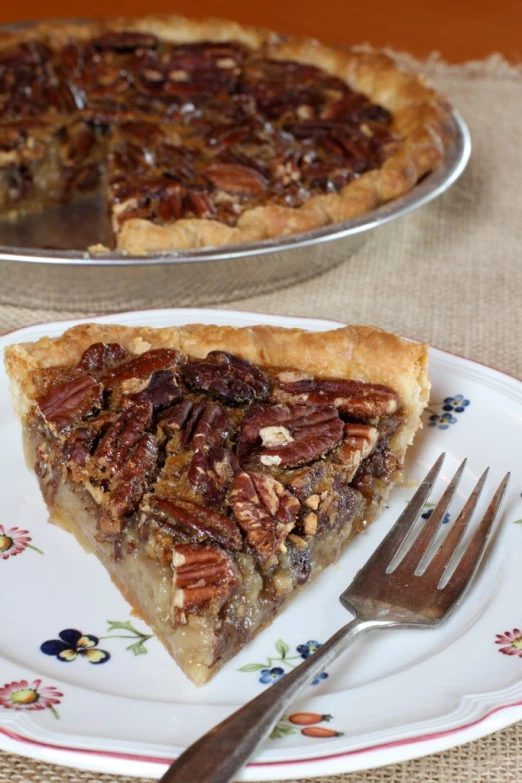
5,322,429,684
0,15,454,253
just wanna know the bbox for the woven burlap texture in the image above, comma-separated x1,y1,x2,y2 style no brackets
1,55,521,782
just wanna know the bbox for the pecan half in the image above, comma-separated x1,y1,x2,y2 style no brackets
181,351,270,406
94,402,153,479
126,369,182,411
229,471,300,567
182,401,229,452
171,543,240,625
237,403,343,467
37,375,103,432
101,348,179,389
157,399,194,436
273,371,399,419
144,495,242,551
188,447,240,504
331,422,379,480
99,433,158,537
77,342,129,373
204,163,267,195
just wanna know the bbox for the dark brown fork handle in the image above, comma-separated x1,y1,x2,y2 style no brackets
159,617,388,783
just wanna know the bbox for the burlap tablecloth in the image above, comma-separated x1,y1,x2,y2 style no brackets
1,54,521,783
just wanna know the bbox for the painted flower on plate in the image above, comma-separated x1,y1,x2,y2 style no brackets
421,508,451,524
41,629,110,664
0,525,31,559
0,679,62,715
259,667,285,684
442,395,470,413
495,629,522,657
428,413,457,430
297,640,322,659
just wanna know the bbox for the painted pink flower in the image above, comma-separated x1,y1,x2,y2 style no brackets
0,679,63,718
0,525,43,559
0,525,31,559
495,629,522,657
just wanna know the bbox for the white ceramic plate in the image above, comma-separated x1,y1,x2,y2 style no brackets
1,309,522,781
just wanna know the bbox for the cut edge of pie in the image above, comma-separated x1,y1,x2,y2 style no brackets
0,14,455,254
4,322,429,684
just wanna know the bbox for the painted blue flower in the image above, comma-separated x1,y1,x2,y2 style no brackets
442,395,470,413
297,640,322,659
421,508,451,524
40,629,110,664
259,667,285,684
428,413,457,430
311,672,329,686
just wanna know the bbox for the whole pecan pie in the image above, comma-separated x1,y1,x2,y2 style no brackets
4,322,429,684
0,15,454,253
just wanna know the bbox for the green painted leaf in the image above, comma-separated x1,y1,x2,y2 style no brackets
514,519,522,525
275,639,290,659
238,663,265,672
269,725,295,740
107,620,139,635
126,638,149,656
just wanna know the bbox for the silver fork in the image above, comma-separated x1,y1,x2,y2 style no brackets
161,453,510,783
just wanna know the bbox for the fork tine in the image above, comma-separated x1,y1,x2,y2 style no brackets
395,459,467,574
350,454,445,584
441,473,510,598
422,468,489,583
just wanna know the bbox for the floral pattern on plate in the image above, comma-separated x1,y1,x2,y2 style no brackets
495,629,522,657
426,394,471,429
270,712,343,740
40,620,155,664
0,679,62,719
0,525,43,559
239,639,329,686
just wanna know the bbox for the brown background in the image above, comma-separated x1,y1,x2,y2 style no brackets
0,0,520,62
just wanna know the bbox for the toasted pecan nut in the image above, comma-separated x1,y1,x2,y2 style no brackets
171,543,240,624
204,163,267,195
188,447,240,504
77,342,129,373
229,471,300,567
94,402,153,479
331,422,379,480
157,399,194,434
182,401,230,452
237,402,343,467
101,348,180,389
273,371,399,419
37,375,103,432
99,432,158,537
181,351,270,406
126,369,182,411
144,495,243,552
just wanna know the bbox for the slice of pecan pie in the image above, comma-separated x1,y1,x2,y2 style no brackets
4,322,429,684
0,15,454,252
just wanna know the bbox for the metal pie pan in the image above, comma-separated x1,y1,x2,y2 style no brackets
0,112,470,312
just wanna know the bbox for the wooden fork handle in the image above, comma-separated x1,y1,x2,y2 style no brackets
160,617,386,783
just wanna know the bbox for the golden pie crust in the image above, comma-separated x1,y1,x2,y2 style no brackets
0,15,455,253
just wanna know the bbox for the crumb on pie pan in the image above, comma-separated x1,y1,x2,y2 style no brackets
0,102,470,311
